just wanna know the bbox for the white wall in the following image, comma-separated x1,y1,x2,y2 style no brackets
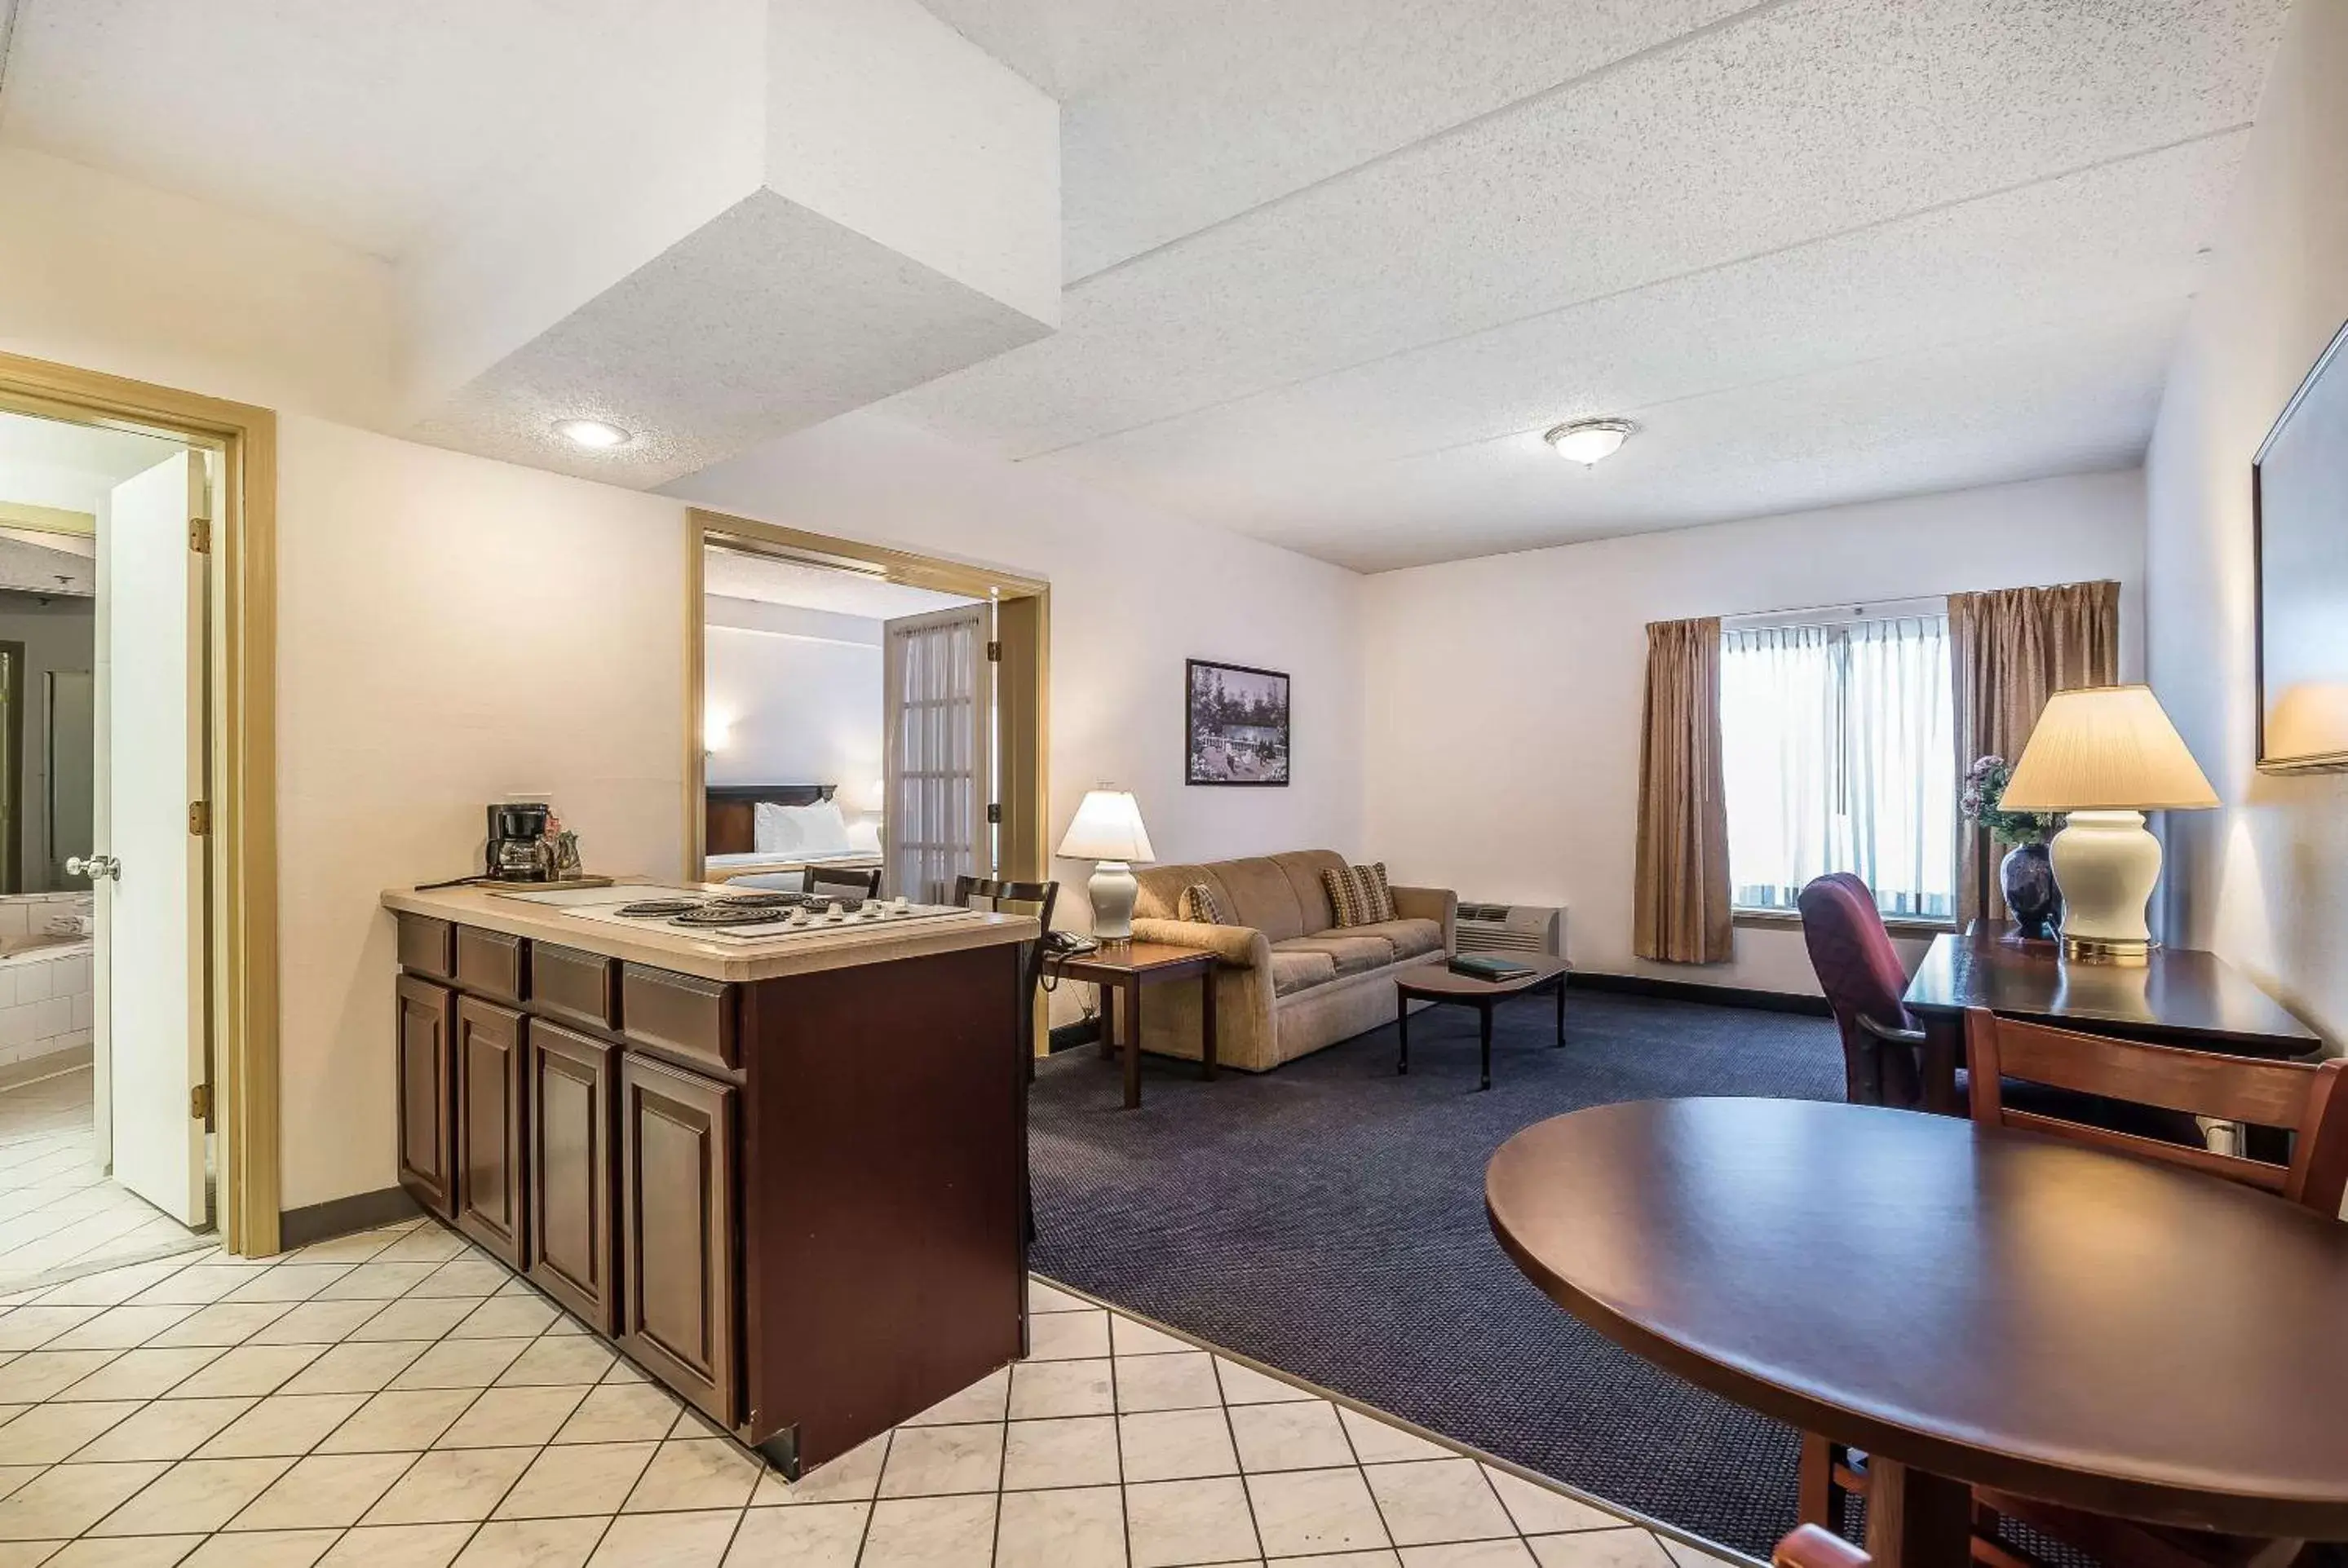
703,618,883,797
1363,470,2147,995
0,148,395,427
276,416,687,1208
2145,0,2348,1043
669,409,1369,891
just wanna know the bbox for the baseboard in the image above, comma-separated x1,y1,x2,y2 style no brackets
1048,1018,1102,1053
279,1186,422,1251
0,1045,93,1093
1568,970,1832,1018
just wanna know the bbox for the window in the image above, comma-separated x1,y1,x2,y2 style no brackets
1719,611,1955,921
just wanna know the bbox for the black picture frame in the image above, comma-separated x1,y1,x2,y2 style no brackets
1186,659,1291,787
2253,316,2348,773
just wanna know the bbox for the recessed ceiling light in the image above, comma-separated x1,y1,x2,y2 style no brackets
1544,418,1634,466
554,417,630,449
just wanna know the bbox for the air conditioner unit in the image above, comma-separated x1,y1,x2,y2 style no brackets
1456,903,1565,958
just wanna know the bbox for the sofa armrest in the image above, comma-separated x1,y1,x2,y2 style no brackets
1391,886,1457,953
1130,917,1271,970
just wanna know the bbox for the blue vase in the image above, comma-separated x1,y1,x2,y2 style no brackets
2001,841,2062,941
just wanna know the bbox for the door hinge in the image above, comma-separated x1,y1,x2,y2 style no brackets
190,1084,212,1121
188,801,211,837
985,640,1002,663
986,802,1002,824
188,518,211,554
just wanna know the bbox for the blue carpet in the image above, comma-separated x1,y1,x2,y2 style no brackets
1028,987,1847,1560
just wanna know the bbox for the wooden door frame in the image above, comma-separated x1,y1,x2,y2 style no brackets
683,510,1051,891
0,350,280,1258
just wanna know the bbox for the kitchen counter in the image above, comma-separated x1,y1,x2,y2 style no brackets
382,876,1037,1478
380,881,1037,982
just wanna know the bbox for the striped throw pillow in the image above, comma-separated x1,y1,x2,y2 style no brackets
1178,882,1226,925
1322,863,1398,928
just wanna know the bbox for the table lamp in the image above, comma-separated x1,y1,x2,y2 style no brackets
1997,684,2218,965
1057,788,1154,942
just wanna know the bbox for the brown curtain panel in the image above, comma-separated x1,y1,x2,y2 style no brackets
1634,616,1733,964
1948,581,2120,928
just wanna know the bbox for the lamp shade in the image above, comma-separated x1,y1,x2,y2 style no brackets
1057,789,1155,862
1999,685,2219,812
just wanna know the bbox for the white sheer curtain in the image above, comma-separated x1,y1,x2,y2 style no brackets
1720,613,1955,919
883,606,985,904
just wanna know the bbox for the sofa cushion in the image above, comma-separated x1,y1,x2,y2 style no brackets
1273,933,1392,978
1341,917,1444,962
1274,851,1347,934
1269,947,1338,996
1178,883,1226,924
1322,863,1397,927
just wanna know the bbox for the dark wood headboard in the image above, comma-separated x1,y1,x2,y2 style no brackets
705,784,837,856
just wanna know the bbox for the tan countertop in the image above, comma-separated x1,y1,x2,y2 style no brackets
381,883,1037,983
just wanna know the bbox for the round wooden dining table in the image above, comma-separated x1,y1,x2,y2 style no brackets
1484,1098,2348,1568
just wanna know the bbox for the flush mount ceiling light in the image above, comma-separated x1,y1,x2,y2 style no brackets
553,417,630,449
1544,418,1635,466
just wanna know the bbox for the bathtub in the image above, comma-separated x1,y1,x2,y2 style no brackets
0,894,95,1075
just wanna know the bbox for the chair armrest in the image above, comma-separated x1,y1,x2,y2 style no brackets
1390,886,1457,952
1775,1525,1869,1568
1130,917,1269,970
1856,1014,1926,1047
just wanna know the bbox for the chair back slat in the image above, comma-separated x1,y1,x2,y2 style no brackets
1982,1018,2310,1126
1966,1008,2348,1215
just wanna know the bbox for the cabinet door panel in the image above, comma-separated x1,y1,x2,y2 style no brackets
396,976,457,1220
528,1022,617,1335
456,996,528,1268
620,1052,737,1427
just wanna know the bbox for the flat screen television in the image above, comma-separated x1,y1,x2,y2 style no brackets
2254,318,2348,772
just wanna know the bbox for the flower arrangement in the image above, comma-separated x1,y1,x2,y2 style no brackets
1961,755,2058,846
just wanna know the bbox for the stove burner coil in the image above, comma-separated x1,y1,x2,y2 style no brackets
716,891,809,908
613,899,703,919
669,904,794,929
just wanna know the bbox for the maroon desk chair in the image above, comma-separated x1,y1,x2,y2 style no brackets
1797,873,1927,1108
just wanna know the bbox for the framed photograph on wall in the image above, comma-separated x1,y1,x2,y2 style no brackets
2253,316,2348,771
1187,660,1290,786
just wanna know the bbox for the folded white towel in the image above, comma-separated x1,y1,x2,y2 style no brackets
44,914,91,937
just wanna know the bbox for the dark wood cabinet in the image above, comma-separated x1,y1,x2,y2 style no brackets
396,975,458,1220
528,1020,619,1335
620,1050,739,1429
455,996,528,1268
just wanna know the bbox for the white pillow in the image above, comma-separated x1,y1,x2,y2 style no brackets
754,799,852,857
789,800,854,855
752,802,803,855
846,815,882,855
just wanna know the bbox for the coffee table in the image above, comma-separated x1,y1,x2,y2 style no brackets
1394,956,1570,1089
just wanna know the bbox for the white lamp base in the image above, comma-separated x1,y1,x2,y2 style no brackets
2050,809,2160,965
1087,859,1139,943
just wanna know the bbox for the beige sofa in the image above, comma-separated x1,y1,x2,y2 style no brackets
1128,851,1457,1072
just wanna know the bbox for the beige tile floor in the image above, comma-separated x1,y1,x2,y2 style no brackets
0,1212,1747,1568
0,1069,212,1296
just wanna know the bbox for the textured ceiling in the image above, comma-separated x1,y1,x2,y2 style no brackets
0,1,2293,571
903,0,2287,570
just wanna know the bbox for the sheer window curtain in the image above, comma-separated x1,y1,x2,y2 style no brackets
883,605,987,904
1721,614,1956,920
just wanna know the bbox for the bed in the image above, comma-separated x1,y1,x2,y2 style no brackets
702,784,885,887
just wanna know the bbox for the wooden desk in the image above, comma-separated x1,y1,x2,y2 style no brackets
1901,930,2320,1114
1046,941,1217,1109
1488,1099,2348,1568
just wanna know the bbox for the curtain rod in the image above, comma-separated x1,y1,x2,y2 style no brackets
1719,593,1947,628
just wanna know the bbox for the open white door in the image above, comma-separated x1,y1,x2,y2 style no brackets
94,449,209,1227
882,603,992,903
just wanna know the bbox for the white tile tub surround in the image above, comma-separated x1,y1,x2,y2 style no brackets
0,895,95,1074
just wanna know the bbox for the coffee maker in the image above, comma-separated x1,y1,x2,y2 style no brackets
484,802,554,881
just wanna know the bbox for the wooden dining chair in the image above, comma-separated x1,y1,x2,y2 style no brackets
1802,1009,2348,1568
1775,1526,1869,1568
805,864,883,900
956,876,1060,1248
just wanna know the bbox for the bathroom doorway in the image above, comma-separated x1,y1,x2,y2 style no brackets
0,407,213,1288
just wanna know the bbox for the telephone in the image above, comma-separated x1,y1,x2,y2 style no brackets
1043,930,1100,961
